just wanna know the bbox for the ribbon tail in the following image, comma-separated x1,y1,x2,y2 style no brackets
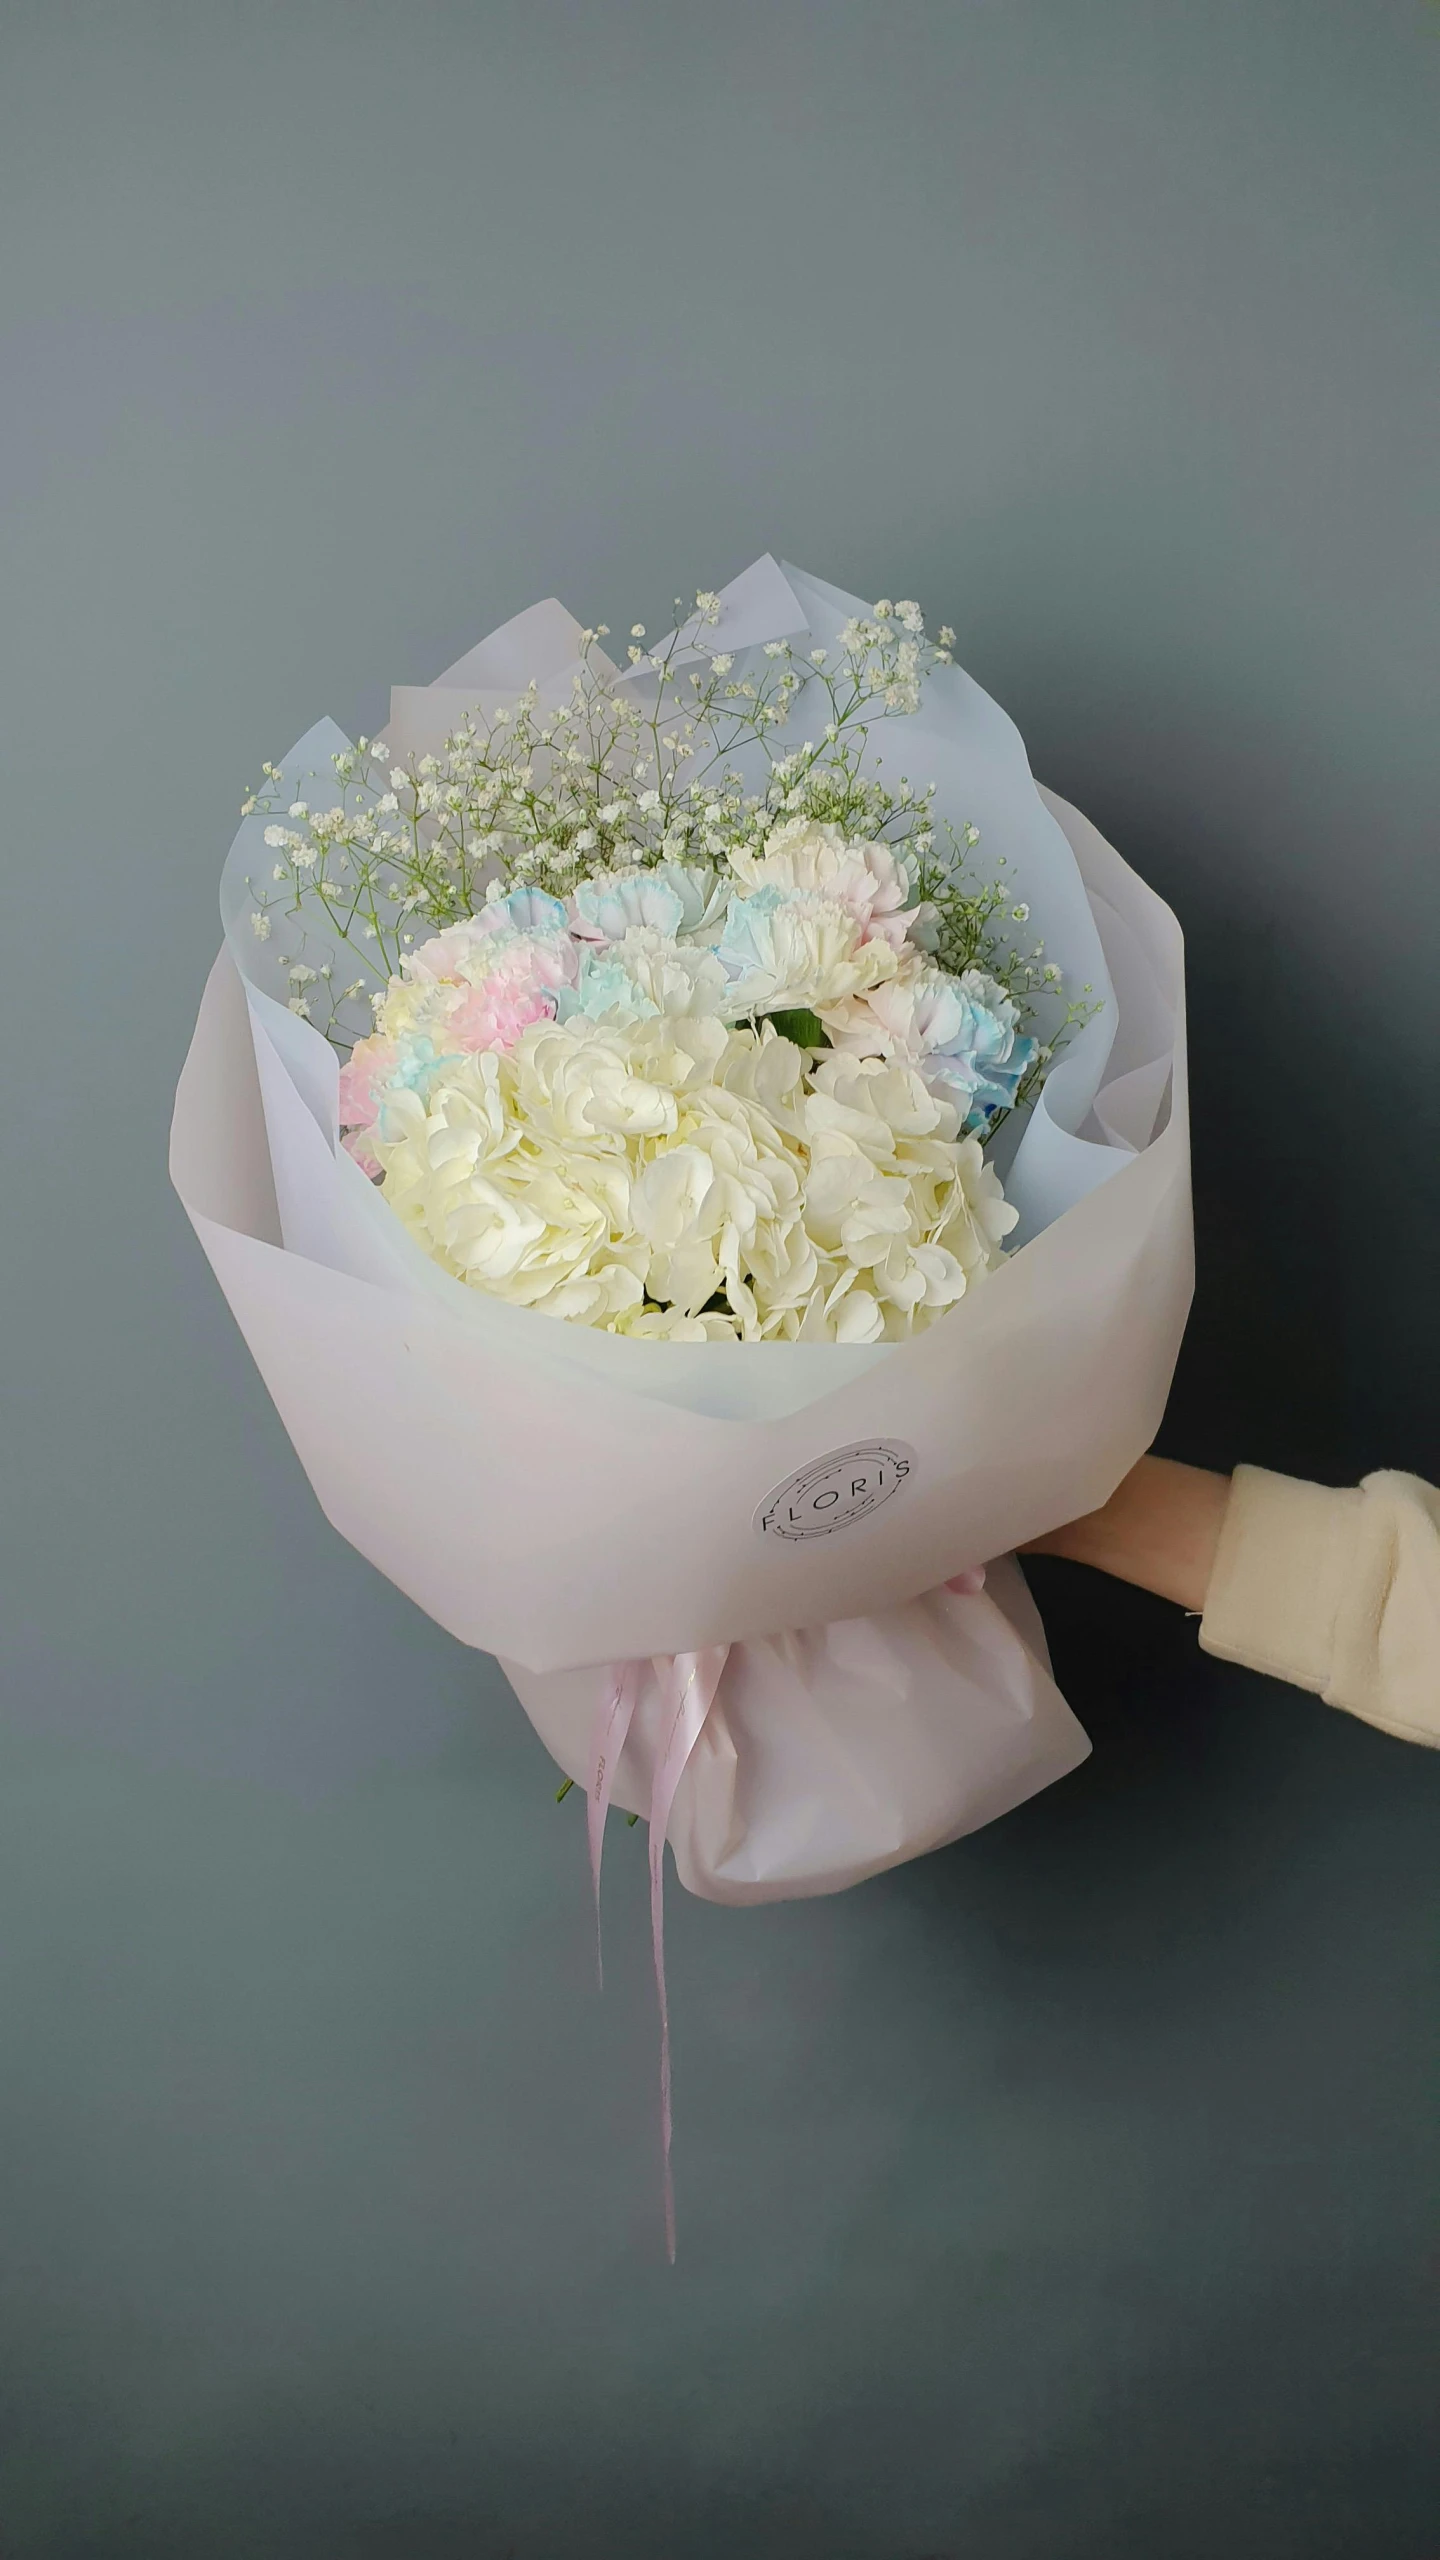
586,1661,640,1992
647,1644,728,2262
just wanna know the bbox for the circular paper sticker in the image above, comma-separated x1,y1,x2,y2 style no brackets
754,1440,917,1543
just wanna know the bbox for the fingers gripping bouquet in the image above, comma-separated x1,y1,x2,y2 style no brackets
174,559,1189,2236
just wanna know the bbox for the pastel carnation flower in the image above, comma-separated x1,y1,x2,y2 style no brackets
728,818,919,950
554,926,728,1025
389,923,578,1057
717,886,900,1015
483,885,572,937
448,952,564,1053
553,946,660,1028
408,893,569,981
339,1020,481,1171
571,869,686,944
406,910,575,989
338,1034,401,1133
341,925,587,1167
648,860,731,936
824,967,1036,1124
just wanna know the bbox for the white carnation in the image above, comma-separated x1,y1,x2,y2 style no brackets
727,818,915,949
607,926,730,1019
718,889,900,1015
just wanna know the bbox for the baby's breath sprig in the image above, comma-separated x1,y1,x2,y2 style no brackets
905,818,1103,1122
244,595,953,991
239,587,1093,1089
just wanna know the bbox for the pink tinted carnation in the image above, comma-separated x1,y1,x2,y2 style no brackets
340,934,579,1149
450,974,555,1053
445,932,576,1055
342,1128,383,1178
338,1036,399,1129
404,911,513,983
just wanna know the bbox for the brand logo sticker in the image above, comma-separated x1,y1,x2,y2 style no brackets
754,1441,917,1543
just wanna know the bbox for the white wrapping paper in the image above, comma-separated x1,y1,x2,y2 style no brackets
174,565,1191,1902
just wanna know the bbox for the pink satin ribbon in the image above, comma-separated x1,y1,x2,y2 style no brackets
584,1569,983,2256
646,1646,728,2261
586,1659,640,1990
586,1643,728,2260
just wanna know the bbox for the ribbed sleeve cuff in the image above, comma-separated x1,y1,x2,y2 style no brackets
1199,1465,1362,1694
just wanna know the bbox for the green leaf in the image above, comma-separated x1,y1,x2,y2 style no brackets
759,1006,830,1049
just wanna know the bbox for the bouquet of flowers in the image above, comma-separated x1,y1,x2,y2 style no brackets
173,559,1189,2243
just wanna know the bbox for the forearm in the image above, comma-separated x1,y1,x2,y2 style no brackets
1025,1456,1440,1748
1024,1455,1231,1612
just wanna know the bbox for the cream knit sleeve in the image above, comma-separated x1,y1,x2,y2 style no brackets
1199,1467,1440,1747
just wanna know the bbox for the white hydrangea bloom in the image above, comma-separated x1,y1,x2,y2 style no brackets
367,1009,1015,1343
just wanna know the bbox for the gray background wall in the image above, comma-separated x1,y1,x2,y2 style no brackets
1,4,1436,2554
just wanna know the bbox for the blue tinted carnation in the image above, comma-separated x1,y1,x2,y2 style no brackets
922,970,1036,1120
389,1033,465,1100
715,882,794,983
572,871,685,942
484,885,570,937
649,860,730,936
553,947,661,1026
